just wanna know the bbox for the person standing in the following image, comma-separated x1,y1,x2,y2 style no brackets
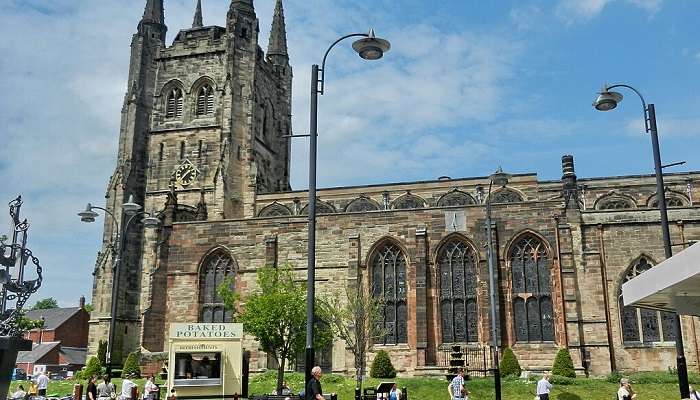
617,378,637,400
121,374,137,400
305,366,325,400
144,375,159,400
87,375,99,400
97,375,117,400
536,372,553,400
36,371,50,397
389,383,401,400
448,368,468,400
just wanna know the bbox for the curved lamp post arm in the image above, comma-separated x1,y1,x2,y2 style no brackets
605,84,650,132
317,33,369,95
89,205,120,254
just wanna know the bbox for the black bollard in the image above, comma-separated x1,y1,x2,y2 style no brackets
355,387,361,400
402,387,408,400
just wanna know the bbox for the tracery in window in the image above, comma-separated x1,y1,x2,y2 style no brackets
345,196,380,213
437,190,476,207
438,239,478,343
649,194,687,208
510,234,554,342
392,193,425,210
258,202,291,217
199,250,236,323
196,85,214,116
490,188,523,204
598,198,636,210
619,256,677,344
166,88,184,119
371,241,408,344
300,200,335,215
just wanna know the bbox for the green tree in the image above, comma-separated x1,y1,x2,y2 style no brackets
97,340,108,366
220,264,332,393
31,297,59,310
551,348,576,378
121,351,141,378
369,350,396,378
499,347,522,378
84,303,95,313
82,356,103,379
16,311,45,331
326,274,386,391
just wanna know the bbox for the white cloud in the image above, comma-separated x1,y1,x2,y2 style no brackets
555,0,663,22
625,117,700,138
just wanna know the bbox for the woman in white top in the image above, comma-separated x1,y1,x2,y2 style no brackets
144,375,159,400
617,378,637,400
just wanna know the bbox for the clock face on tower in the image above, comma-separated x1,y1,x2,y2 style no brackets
175,161,198,187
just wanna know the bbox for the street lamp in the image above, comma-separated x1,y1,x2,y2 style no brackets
593,84,690,399
302,29,390,386
485,166,510,400
78,197,160,375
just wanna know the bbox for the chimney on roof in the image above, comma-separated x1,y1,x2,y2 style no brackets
79,295,85,309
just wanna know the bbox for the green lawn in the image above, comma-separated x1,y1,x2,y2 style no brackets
14,372,694,400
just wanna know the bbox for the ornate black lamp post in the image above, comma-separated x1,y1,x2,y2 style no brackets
0,196,43,400
293,29,390,387
593,84,690,399
78,195,160,374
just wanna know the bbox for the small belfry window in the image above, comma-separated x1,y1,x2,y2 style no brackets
166,88,184,119
196,85,214,116
620,257,677,344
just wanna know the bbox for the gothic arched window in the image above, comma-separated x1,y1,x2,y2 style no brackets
649,194,687,208
196,85,214,116
258,202,291,217
597,197,636,210
345,197,380,213
199,250,236,323
371,242,408,345
619,257,677,344
491,188,523,204
438,239,478,343
300,201,335,215
510,235,554,342
166,88,184,119
392,194,425,210
437,190,476,207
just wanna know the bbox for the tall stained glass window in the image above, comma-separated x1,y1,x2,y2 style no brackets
620,256,677,344
510,235,554,342
371,242,408,344
438,239,479,343
199,250,236,323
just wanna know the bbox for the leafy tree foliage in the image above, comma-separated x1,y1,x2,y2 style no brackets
219,264,332,393
81,356,103,379
16,311,45,331
121,351,141,378
551,348,576,378
499,347,522,378
97,340,108,366
84,303,95,312
31,297,59,310
326,274,386,390
369,350,396,378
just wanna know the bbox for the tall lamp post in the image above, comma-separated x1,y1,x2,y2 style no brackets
593,84,690,399
301,30,390,386
78,195,160,375
483,167,510,400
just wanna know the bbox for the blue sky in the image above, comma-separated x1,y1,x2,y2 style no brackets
1,0,699,306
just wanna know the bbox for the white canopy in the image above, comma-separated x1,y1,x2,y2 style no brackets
622,241,700,316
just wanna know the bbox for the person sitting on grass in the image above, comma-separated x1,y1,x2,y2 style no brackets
617,378,637,400
11,384,26,400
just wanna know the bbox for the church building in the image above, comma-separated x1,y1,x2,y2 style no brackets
89,0,700,376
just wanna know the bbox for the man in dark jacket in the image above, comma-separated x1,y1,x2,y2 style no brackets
305,366,324,400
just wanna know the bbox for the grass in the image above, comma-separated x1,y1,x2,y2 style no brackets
13,371,695,400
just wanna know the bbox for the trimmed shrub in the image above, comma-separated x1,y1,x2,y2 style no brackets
121,351,141,378
551,348,576,378
97,340,107,366
370,350,396,378
550,375,575,385
82,356,103,380
499,347,522,378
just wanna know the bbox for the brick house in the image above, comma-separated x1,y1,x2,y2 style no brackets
17,297,90,375
87,0,700,377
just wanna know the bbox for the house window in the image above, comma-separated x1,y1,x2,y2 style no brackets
371,242,408,345
166,88,184,119
196,85,214,116
199,251,236,323
510,235,554,342
620,257,677,344
438,239,478,343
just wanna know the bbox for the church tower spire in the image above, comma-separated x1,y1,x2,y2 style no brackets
142,0,164,25
192,0,203,28
267,0,288,65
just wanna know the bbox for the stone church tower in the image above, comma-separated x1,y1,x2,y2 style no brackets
88,0,292,362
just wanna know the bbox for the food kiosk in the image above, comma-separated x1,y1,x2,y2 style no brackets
167,323,244,399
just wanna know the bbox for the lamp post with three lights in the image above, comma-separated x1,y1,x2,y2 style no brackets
78,195,160,375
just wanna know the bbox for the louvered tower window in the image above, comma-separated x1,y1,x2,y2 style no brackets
199,250,236,323
371,242,408,345
196,85,214,116
511,235,555,342
438,239,479,343
166,88,184,119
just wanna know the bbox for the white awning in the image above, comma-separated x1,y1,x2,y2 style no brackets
622,241,700,316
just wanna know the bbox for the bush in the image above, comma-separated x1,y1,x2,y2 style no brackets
97,340,107,366
370,350,396,378
607,370,622,384
550,375,575,385
121,351,141,379
81,356,103,380
499,348,522,378
551,348,576,378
